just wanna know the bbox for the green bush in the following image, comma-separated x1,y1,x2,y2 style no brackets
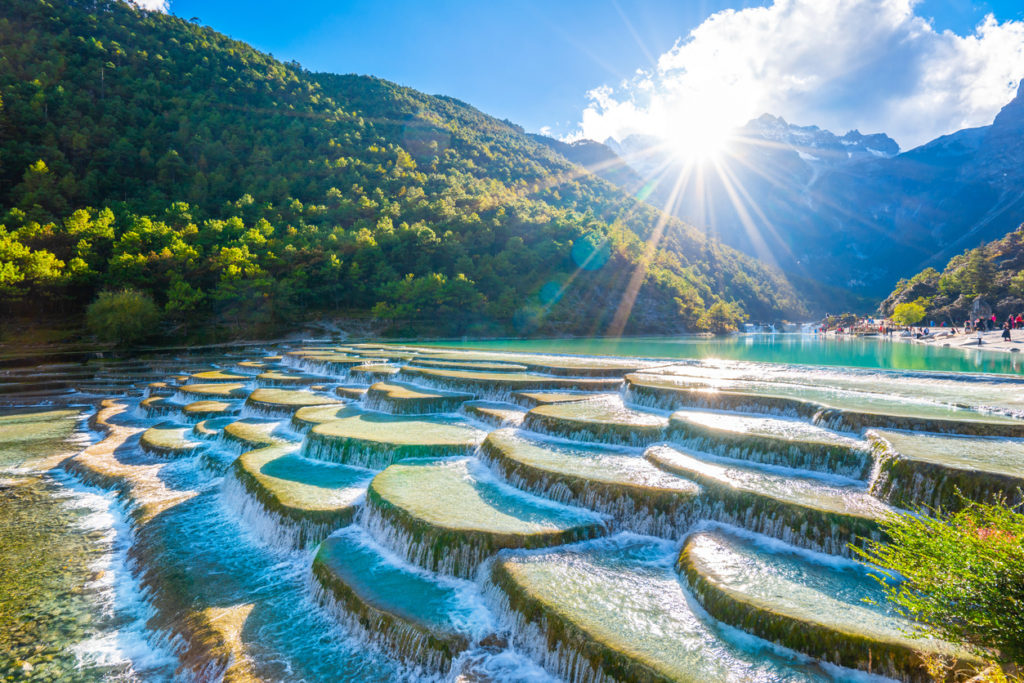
855,498,1024,672
86,289,161,345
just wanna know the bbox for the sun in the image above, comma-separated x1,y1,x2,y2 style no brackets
663,109,735,161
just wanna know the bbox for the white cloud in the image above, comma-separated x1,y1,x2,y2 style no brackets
571,0,1024,149
128,0,169,12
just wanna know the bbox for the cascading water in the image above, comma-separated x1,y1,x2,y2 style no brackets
6,340,1021,681
0,408,177,680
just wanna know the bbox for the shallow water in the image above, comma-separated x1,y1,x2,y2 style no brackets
646,445,891,518
316,526,487,637
370,458,605,533
0,408,173,681
646,360,1024,414
532,394,669,427
137,477,403,680
630,371,1024,422
871,428,1024,474
485,429,694,491
7,340,1019,682
670,408,862,445
491,535,836,682
686,529,904,630
419,334,1024,375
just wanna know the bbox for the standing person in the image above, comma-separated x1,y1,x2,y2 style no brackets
1004,323,1012,342
1017,313,1023,329
965,319,972,333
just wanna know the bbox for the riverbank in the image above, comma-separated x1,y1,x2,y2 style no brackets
897,327,1024,354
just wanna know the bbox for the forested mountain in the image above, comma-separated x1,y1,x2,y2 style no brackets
879,225,1024,324
0,0,808,340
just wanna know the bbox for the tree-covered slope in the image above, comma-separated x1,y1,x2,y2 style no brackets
879,224,1024,323
0,0,808,339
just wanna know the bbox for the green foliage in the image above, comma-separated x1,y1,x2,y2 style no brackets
0,0,808,337
888,228,1024,321
823,312,858,328
164,277,205,318
85,288,161,345
891,301,926,326
673,287,706,329
855,499,1024,667
962,249,997,298
1009,271,1024,298
890,267,940,299
910,267,940,285
697,300,747,335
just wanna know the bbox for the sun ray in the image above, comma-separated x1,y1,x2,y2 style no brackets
606,154,696,337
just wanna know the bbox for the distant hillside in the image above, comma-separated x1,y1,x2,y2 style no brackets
0,0,809,340
531,130,875,313
528,135,646,198
879,224,1024,323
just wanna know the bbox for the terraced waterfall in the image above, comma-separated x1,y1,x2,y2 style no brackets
2,342,1022,681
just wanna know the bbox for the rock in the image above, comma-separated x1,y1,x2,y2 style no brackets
478,633,508,650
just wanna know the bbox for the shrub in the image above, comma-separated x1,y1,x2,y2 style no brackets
854,498,1024,673
86,289,161,345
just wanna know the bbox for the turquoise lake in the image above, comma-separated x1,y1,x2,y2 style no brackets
419,333,1024,376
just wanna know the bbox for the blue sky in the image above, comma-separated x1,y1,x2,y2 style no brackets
161,0,1024,148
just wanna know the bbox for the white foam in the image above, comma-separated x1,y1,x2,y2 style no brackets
50,470,180,678
450,646,560,682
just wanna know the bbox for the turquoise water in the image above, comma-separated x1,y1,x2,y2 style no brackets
419,334,1024,375
0,409,174,680
9,340,1019,681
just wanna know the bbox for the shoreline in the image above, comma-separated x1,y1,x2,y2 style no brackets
833,328,1024,355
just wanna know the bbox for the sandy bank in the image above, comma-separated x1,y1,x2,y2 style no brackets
896,328,1024,355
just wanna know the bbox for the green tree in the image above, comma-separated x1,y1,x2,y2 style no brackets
165,278,205,318
891,301,926,326
855,499,1024,674
962,249,996,298
14,159,65,218
674,286,706,330
86,288,161,345
697,300,747,335
1010,270,1024,298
